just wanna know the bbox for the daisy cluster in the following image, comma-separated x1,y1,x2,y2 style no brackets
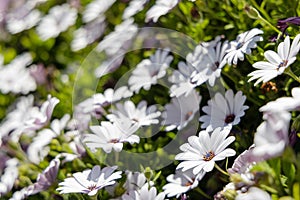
0,0,300,200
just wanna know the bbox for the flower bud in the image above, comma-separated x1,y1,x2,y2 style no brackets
144,167,153,180
245,5,260,19
291,115,300,134
223,189,237,200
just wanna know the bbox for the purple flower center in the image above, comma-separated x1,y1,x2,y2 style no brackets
211,61,219,71
151,69,159,77
203,151,215,161
110,139,119,143
225,114,235,124
277,60,288,70
236,42,244,49
87,184,97,191
132,118,139,123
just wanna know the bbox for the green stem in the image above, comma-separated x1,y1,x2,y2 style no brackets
250,0,271,21
284,67,300,84
114,151,119,164
214,163,229,176
194,187,212,199
258,15,281,34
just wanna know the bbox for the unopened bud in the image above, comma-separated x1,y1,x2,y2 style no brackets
144,167,153,180
223,189,237,200
291,115,300,133
245,5,261,19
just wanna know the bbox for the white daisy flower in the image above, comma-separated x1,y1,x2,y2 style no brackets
72,86,132,131
71,16,106,51
248,34,300,86
0,158,19,196
224,28,263,65
162,90,201,131
82,0,116,23
107,100,161,127
57,165,122,196
163,169,205,198
169,61,198,97
96,18,138,56
94,56,124,78
102,86,133,104
119,171,149,199
36,4,77,40
236,187,271,200
186,44,206,66
23,95,60,132
84,120,139,153
246,110,291,162
199,90,249,132
27,114,70,164
259,87,300,112
6,5,41,34
227,146,255,174
0,95,34,143
0,95,58,143
77,86,133,120
11,157,61,200
122,183,165,200
123,171,147,192
0,53,36,94
175,127,236,175
123,0,148,19
128,48,173,93
145,0,179,23
191,40,229,87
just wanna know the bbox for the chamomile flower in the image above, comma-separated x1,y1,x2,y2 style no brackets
36,4,77,40
175,127,236,175
163,169,205,198
224,28,263,65
248,34,300,86
84,120,139,153
57,165,122,196
162,90,201,131
107,100,161,127
199,90,248,132
128,48,173,93
145,0,179,23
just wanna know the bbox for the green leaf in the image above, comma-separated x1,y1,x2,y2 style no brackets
152,171,162,182
293,182,300,200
